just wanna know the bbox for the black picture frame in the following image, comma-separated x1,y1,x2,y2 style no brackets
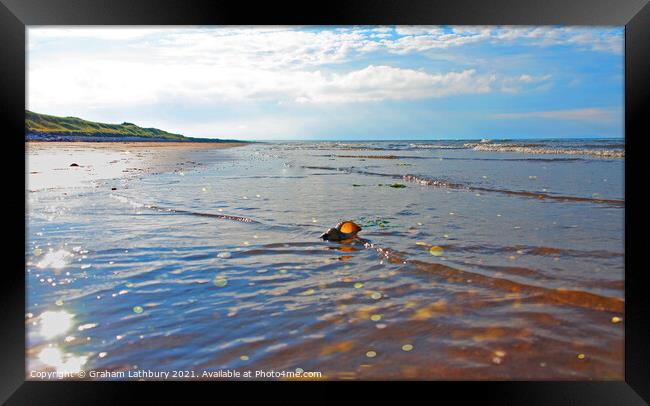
1,0,648,403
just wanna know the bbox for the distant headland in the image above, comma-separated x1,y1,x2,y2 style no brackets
25,110,245,143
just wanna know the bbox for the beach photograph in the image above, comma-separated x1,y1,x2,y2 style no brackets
25,26,624,380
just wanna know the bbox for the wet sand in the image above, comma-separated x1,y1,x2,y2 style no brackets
26,139,624,380
26,141,248,160
26,141,248,190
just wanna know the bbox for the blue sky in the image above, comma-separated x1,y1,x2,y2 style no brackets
27,26,624,140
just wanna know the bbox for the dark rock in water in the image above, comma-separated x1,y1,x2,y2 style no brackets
111,187,117,191
320,221,362,242
70,163,79,167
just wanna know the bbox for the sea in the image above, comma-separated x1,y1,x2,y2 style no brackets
26,138,625,380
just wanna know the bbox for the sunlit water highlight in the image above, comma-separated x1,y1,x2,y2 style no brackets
26,139,624,380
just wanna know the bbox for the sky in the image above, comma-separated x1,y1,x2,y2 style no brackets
27,26,624,141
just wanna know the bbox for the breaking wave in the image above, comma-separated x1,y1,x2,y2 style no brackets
465,142,624,158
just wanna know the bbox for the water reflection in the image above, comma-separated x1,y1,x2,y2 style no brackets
38,310,74,339
38,346,88,374
36,249,72,269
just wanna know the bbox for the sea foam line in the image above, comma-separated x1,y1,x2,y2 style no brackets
466,143,624,158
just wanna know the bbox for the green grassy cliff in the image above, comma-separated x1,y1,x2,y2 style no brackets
26,110,193,141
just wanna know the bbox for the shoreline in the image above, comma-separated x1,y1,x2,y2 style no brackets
26,141,250,149
26,141,248,191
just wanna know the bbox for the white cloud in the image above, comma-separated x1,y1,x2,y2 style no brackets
368,26,621,55
198,25,619,57
296,66,497,103
28,59,498,111
499,74,552,93
151,28,387,70
490,26,623,54
28,26,623,66
395,26,445,36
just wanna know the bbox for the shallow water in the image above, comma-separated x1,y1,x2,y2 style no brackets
26,139,624,380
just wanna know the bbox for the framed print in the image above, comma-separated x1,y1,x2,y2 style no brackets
1,0,648,403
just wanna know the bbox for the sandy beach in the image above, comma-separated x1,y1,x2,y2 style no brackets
26,141,248,191
26,141,249,148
